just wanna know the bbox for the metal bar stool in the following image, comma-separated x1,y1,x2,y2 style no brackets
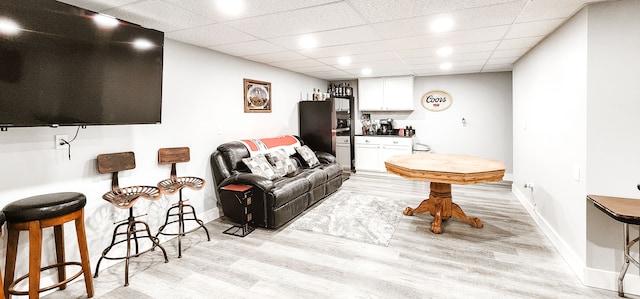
2,192,93,299
93,151,168,287
156,147,210,258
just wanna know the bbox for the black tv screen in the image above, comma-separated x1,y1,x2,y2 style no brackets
0,0,164,127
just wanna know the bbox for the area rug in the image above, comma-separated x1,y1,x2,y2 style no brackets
289,190,403,246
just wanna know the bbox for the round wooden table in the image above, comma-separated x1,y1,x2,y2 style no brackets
385,153,506,234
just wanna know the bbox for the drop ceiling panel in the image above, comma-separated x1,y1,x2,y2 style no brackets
210,40,287,57
505,18,565,39
225,2,367,39
403,51,493,66
385,26,510,51
347,0,523,23
328,52,402,64
289,65,340,73
343,59,410,70
167,24,257,47
58,0,613,80
496,36,544,50
394,41,500,59
372,1,525,40
267,26,381,50
269,59,327,69
491,48,529,59
244,51,308,64
414,65,484,76
296,41,395,59
486,57,519,65
165,0,339,22
515,0,590,22
58,0,139,12
102,1,213,32
303,69,354,79
482,64,513,72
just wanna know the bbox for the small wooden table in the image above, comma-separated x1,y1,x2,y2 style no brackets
385,153,506,234
587,194,640,297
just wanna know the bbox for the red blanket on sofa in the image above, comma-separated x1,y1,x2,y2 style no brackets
239,135,301,156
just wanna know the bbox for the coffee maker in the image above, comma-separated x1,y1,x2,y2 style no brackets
379,118,394,135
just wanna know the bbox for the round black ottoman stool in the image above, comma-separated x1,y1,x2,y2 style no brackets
3,192,94,299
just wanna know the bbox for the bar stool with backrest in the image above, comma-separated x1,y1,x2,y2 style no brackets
2,192,93,299
93,151,168,287
156,147,210,258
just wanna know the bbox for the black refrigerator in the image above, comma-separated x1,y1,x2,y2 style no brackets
298,98,351,156
299,100,336,155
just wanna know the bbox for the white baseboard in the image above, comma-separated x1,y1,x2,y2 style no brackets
512,186,640,296
584,266,640,296
511,185,585,282
201,207,221,223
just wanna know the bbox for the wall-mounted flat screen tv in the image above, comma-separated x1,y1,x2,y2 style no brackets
0,0,164,128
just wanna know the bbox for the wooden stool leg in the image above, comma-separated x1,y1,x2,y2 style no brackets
54,224,66,290
4,226,19,299
28,221,42,299
75,210,94,298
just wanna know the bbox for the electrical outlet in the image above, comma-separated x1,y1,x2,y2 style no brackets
55,134,68,149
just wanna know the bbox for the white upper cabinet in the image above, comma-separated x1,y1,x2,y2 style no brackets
358,76,414,111
358,78,384,111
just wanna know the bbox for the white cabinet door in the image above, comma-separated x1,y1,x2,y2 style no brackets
354,136,381,172
336,136,351,170
359,76,413,111
380,137,412,171
358,78,384,111
383,76,414,110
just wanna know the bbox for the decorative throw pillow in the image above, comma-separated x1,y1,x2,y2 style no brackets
266,149,297,176
295,145,320,168
241,154,280,179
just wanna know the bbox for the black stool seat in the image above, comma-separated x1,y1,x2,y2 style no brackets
3,192,86,222
0,211,5,226
3,192,93,298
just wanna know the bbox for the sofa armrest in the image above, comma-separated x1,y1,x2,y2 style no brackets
315,151,336,164
219,173,275,193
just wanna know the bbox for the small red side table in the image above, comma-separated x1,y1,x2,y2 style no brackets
221,184,255,237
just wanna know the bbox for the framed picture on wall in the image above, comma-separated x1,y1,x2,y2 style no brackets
244,78,272,113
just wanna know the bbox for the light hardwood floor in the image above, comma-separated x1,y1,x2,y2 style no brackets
44,173,627,298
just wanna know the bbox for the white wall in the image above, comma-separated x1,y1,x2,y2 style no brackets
512,7,588,279
360,72,513,176
513,0,640,294
585,0,640,292
0,39,325,280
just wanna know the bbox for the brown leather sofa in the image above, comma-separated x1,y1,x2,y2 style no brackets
210,136,342,229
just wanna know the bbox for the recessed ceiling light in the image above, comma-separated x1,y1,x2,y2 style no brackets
93,14,119,29
338,56,351,65
436,46,452,56
299,35,317,49
216,0,245,15
361,68,372,76
431,17,454,33
133,38,154,50
0,18,20,35
440,62,452,70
